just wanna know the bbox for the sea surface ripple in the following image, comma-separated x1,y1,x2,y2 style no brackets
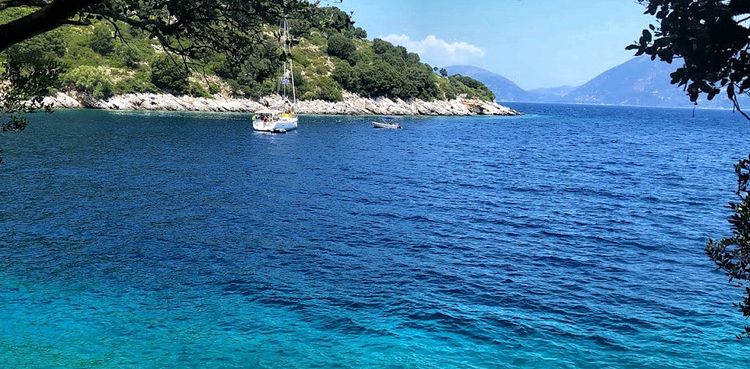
1,104,750,368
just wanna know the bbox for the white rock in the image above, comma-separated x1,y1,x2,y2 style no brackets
43,91,521,116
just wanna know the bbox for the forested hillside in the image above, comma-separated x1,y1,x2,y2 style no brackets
0,5,495,103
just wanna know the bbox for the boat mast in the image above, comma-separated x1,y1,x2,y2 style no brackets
285,18,297,108
280,9,297,109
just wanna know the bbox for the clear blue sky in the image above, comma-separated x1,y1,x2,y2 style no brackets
333,0,654,90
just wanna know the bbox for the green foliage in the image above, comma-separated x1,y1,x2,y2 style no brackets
2,31,66,94
305,31,328,48
435,74,497,102
301,76,342,101
439,68,448,78
332,38,450,100
290,67,305,96
318,77,343,101
356,60,402,97
448,75,496,101
327,33,356,62
437,77,458,100
291,6,356,37
188,81,211,98
371,38,392,55
630,0,750,115
208,83,221,95
112,69,159,95
89,24,115,56
351,27,367,40
214,36,280,97
60,66,113,99
116,44,142,69
707,157,750,339
0,31,66,136
150,56,189,95
0,6,34,31
404,66,441,100
317,7,356,33
332,61,356,90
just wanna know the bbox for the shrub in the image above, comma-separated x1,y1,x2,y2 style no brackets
372,38,392,55
111,68,157,95
333,38,443,100
150,56,189,95
332,62,356,91
355,60,402,98
214,39,281,97
188,81,210,98
317,77,343,101
60,66,113,99
387,66,439,101
288,68,306,98
327,33,356,62
117,45,141,69
89,24,115,56
448,75,495,101
300,77,342,101
2,31,67,99
352,27,367,39
437,77,458,100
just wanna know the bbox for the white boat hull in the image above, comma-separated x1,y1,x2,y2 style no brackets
372,121,401,129
253,117,298,133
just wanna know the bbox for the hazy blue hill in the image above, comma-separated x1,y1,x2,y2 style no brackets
445,65,533,102
561,56,737,108
528,86,577,102
446,60,743,109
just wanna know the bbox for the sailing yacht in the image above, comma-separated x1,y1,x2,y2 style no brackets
252,16,299,133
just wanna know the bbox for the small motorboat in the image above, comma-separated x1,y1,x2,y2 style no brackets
372,118,401,129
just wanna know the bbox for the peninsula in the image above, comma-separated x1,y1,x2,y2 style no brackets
1,5,519,117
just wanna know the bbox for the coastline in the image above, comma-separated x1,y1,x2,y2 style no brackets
43,91,521,116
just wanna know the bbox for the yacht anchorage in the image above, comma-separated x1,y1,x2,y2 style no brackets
252,15,298,133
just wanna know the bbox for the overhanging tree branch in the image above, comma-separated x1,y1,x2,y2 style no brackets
0,0,102,52
0,0,47,12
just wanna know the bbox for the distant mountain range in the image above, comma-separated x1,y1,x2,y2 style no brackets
445,58,739,108
528,85,576,101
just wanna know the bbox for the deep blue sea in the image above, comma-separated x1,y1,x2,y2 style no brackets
2,104,750,368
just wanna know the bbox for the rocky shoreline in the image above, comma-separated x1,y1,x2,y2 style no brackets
43,91,521,116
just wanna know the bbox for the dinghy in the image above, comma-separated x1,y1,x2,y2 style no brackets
372,118,401,129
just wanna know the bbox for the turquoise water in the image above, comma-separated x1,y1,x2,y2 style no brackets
1,104,750,368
